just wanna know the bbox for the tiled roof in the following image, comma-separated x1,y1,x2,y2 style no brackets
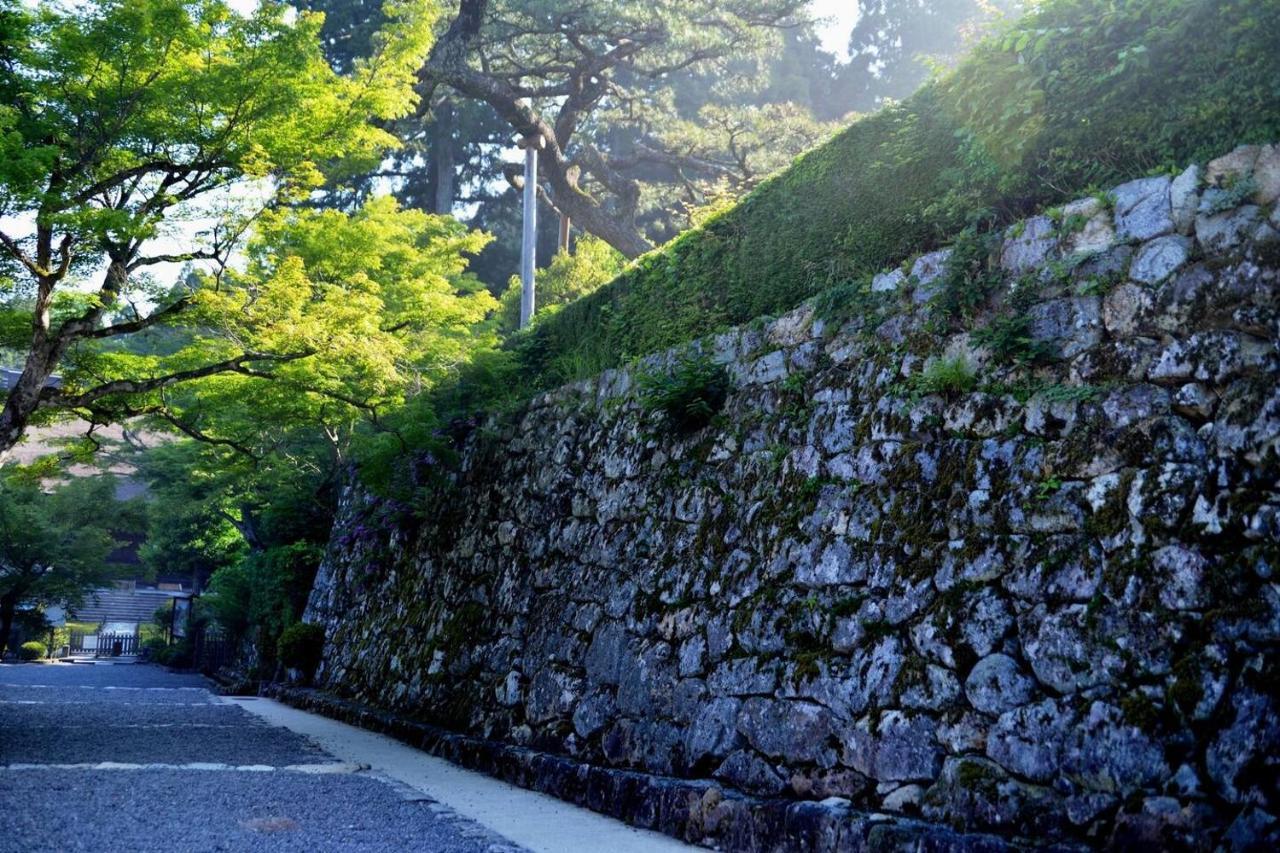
70,588,190,625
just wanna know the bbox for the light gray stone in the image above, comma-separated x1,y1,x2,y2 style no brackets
1103,283,1153,337
1253,143,1280,204
572,689,617,737
744,349,789,385
1025,393,1081,439
1206,687,1280,803
965,653,1036,715
1172,382,1216,419
882,783,926,813
715,749,787,796
900,664,962,712
1169,165,1201,235
910,249,952,304
987,699,1074,783
1066,701,1169,793
684,697,740,766
1148,330,1273,385
1113,175,1173,242
1061,197,1116,257
1206,144,1260,187
584,622,629,685
738,698,838,767
795,539,866,587
1151,545,1209,610
843,711,942,783
1022,604,1125,694
1000,215,1057,274
872,268,906,293
921,756,1057,832
1130,234,1191,284
1027,296,1103,359
1195,203,1261,253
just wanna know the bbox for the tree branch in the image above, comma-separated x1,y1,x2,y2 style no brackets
0,230,41,278
42,351,313,409
82,297,192,339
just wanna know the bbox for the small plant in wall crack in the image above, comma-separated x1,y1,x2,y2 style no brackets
910,355,979,397
638,350,732,434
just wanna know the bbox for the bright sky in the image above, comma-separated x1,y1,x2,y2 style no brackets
224,1,861,62
810,0,860,63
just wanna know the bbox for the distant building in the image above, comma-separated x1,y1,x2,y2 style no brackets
67,581,192,637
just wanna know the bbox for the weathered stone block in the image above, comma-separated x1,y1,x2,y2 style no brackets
965,654,1036,716
842,711,942,783
1113,175,1173,242
1027,296,1102,359
1169,164,1200,234
1130,234,1191,284
1000,215,1057,274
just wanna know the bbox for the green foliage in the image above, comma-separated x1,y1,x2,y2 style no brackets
638,351,731,434
509,0,1280,386
498,236,626,332
971,314,1055,366
0,475,141,655
277,622,325,679
152,639,193,669
1202,174,1260,215
0,0,441,460
17,641,45,661
932,228,1003,322
199,542,323,647
1038,384,1102,403
911,356,978,397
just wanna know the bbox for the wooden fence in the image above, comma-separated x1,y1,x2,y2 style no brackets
67,631,140,657
193,624,234,672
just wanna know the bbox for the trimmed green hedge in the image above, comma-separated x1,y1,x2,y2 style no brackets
512,0,1280,386
277,622,325,680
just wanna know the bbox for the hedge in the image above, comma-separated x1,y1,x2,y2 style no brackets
510,0,1280,387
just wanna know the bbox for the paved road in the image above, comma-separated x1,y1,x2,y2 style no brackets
0,663,524,852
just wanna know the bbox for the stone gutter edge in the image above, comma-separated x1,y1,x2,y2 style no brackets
267,685,1074,852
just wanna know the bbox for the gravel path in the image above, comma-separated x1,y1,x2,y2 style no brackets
0,663,523,853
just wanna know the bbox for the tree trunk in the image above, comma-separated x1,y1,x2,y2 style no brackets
432,100,456,216
0,339,61,462
0,590,18,659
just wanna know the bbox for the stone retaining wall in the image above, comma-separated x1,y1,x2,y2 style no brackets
306,144,1280,849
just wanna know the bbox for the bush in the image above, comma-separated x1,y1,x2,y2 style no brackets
140,637,168,661
510,0,1280,388
17,641,46,661
153,640,193,669
638,351,732,434
277,622,325,680
498,236,625,332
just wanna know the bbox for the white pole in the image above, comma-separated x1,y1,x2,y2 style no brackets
519,135,541,329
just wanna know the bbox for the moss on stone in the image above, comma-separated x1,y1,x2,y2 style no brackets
1167,655,1204,716
955,759,1003,800
1120,692,1162,735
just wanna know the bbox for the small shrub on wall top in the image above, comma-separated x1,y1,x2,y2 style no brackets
277,623,325,682
639,352,732,434
17,641,46,661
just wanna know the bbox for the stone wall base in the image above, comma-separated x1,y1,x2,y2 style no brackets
268,685,1066,852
